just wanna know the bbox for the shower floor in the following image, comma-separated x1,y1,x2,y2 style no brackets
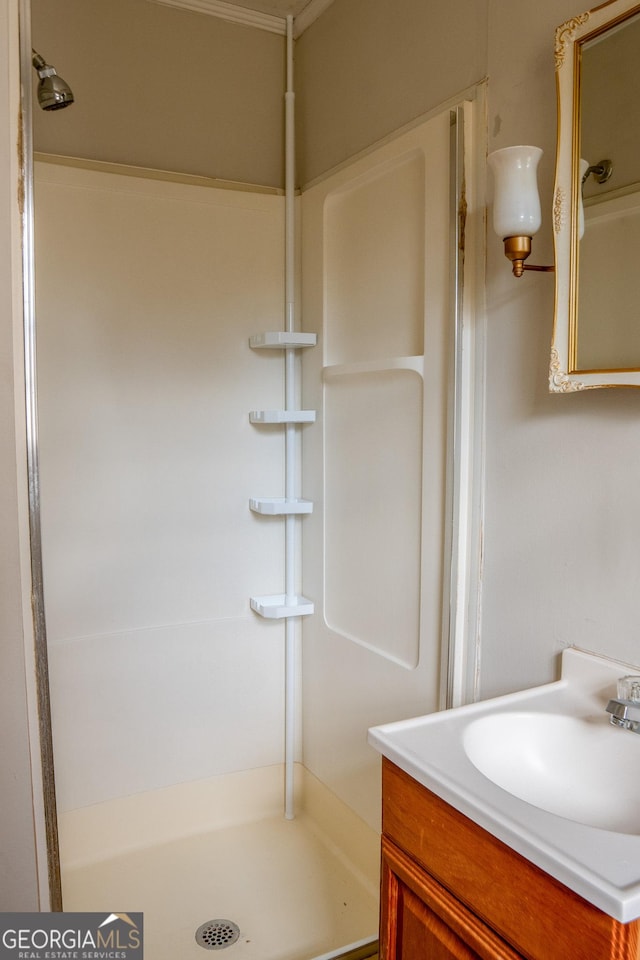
60,766,379,960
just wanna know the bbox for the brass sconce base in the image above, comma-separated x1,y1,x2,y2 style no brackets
503,235,531,277
502,235,555,277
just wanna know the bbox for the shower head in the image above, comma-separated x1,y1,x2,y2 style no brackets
32,49,74,111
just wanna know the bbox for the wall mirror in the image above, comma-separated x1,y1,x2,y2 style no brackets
550,0,640,391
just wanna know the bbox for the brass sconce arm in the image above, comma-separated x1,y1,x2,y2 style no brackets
503,236,555,278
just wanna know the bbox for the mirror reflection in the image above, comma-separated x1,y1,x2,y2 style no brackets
576,9,640,372
551,0,640,390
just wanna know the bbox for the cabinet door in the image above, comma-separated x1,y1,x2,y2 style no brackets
380,837,522,960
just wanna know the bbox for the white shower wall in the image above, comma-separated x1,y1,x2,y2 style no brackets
301,111,454,831
35,160,290,810
37,110,455,826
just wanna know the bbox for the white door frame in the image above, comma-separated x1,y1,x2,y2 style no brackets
440,92,487,710
0,0,58,909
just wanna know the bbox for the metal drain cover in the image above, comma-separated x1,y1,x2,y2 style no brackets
195,919,241,950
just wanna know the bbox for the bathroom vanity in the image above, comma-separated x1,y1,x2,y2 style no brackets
369,648,640,959
380,759,638,959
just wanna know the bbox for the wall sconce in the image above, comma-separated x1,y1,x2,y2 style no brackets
488,145,554,278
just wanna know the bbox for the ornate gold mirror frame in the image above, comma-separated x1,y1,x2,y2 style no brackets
550,0,640,391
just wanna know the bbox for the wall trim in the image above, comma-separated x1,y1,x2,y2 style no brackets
34,152,285,196
148,0,285,34
146,0,335,36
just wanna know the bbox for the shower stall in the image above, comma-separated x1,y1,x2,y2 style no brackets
20,0,481,957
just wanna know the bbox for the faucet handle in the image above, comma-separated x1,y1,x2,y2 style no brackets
617,675,640,703
607,675,640,733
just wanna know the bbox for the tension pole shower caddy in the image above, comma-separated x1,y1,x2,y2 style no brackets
249,15,316,821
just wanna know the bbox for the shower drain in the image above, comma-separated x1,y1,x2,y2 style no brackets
195,919,241,950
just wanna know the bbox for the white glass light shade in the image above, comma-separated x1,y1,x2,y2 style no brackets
488,145,543,238
578,158,589,240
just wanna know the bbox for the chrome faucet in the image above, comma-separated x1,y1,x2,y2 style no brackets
606,675,640,734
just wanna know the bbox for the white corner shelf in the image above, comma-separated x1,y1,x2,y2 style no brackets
250,332,317,350
250,497,314,515
250,594,315,619
250,327,317,624
249,410,316,424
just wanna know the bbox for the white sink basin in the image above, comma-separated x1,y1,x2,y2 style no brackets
463,711,640,834
368,648,640,922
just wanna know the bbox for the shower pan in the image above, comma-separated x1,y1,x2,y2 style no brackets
57,764,378,959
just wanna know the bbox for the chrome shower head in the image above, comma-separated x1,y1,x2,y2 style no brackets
32,49,74,111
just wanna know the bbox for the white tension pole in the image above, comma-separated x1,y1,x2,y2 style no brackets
284,13,297,821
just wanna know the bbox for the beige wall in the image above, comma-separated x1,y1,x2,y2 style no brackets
31,0,489,189
295,0,488,186
481,0,640,696
31,0,285,187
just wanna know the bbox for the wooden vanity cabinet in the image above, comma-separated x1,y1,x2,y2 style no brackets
380,759,640,960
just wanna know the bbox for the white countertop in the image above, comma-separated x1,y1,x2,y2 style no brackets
368,647,640,923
